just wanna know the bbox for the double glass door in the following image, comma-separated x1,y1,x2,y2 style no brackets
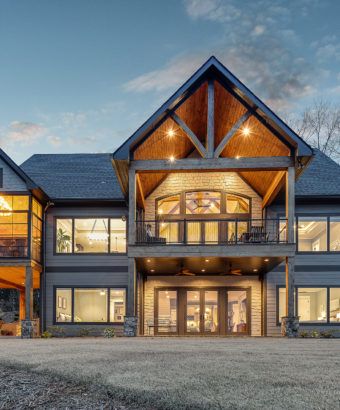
155,287,249,336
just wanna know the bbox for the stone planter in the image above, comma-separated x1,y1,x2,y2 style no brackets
21,319,39,338
281,316,300,338
124,316,138,337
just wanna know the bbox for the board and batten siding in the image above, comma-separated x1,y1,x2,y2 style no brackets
144,172,262,221
144,275,262,336
44,205,129,332
0,158,28,191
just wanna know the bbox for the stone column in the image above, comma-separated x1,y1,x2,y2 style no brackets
281,256,299,337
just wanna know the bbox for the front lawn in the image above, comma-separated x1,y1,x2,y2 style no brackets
0,337,339,409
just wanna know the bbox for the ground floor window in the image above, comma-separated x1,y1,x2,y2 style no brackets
277,286,340,324
55,287,126,324
227,290,248,334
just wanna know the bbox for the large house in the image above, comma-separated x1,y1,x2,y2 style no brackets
1,56,340,338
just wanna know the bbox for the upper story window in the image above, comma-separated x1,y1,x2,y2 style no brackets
157,194,180,215
156,190,250,217
0,194,30,258
55,217,127,254
185,191,221,214
297,215,340,253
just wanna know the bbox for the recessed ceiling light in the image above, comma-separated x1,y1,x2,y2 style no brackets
150,269,155,273
236,155,240,159
201,269,205,272
242,126,250,136
169,155,175,163
205,259,210,262
253,268,258,272
147,259,151,263
264,258,269,262
167,129,175,137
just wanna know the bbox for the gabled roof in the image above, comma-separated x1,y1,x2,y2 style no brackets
113,56,313,159
0,148,39,190
296,149,340,197
21,153,124,201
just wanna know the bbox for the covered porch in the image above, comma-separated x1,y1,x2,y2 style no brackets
0,262,41,337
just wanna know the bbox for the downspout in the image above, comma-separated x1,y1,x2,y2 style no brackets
41,201,54,332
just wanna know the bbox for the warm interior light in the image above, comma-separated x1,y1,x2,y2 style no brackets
147,259,151,263
158,209,163,214
236,155,240,159
242,126,250,136
100,290,106,296
169,155,175,163
253,268,258,272
0,196,12,216
201,269,205,272
205,259,210,262
167,128,175,137
264,258,269,262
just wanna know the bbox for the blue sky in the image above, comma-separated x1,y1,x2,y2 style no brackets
0,0,339,163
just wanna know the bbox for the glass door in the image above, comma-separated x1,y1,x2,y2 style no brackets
226,290,249,335
185,289,219,335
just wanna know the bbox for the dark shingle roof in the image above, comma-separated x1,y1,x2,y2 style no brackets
296,149,340,197
21,154,124,200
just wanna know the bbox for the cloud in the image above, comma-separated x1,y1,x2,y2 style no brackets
2,121,47,144
123,0,322,112
312,35,340,62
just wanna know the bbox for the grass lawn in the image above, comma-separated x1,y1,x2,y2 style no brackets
0,337,339,409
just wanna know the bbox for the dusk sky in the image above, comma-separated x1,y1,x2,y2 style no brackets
0,0,339,163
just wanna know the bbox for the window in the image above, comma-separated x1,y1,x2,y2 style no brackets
56,288,72,322
110,218,126,253
330,217,340,252
277,286,340,324
0,194,29,257
185,191,221,214
55,287,126,323
56,219,72,253
31,198,43,262
157,290,177,333
56,217,127,254
74,288,108,322
330,288,340,322
297,217,327,252
157,195,180,215
110,289,126,323
226,195,249,214
298,288,327,322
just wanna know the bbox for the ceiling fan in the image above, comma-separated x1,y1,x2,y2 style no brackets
220,262,242,276
176,264,195,276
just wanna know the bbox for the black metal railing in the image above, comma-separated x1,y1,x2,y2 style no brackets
136,218,289,245
0,238,28,257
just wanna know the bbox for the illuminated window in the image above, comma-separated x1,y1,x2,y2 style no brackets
298,288,327,322
298,217,327,251
185,191,221,214
74,288,108,322
330,217,340,252
157,195,180,215
226,195,249,214
330,288,340,323
110,218,126,253
109,289,126,322
74,219,109,253
56,219,73,253
56,288,72,323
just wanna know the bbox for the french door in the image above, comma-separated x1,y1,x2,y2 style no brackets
154,287,250,336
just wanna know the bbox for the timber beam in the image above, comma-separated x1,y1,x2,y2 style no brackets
262,171,286,208
131,156,294,172
0,278,25,291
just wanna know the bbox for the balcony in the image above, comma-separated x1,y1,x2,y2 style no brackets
0,238,28,258
129,218,295,258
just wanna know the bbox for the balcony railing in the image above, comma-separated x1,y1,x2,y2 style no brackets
135,218,288,245
0,238,28,257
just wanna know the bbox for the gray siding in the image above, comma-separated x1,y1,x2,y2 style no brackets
0,158,28,191
44,205,129,332
266,202,340,336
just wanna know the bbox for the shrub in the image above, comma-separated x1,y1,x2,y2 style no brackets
47,326,66,338
320,330,334,338
299,330,310,338
103,327,115,338
41,330,52,338
311,330,320,338
78,327,92,337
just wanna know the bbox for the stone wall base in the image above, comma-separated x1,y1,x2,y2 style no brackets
124,316,138,337
21,319,39,339
281,316,300,338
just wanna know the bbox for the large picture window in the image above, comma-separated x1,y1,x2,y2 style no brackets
55,287,126,324
277,286,340,325
297,217,327,252
55,217,127,254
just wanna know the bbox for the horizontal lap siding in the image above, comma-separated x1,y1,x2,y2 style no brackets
267,254,340,336
0,158,28,191
144,275,262,336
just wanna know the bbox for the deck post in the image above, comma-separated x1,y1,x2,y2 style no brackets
21,266,36,338
282,165,299,337
19,290,25,321
128,168,136,246
124,257,137,336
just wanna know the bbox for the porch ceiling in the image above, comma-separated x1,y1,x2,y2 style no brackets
136,256,283,276
0,267,40,289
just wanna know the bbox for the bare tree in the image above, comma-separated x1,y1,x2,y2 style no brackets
286,99,340,162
